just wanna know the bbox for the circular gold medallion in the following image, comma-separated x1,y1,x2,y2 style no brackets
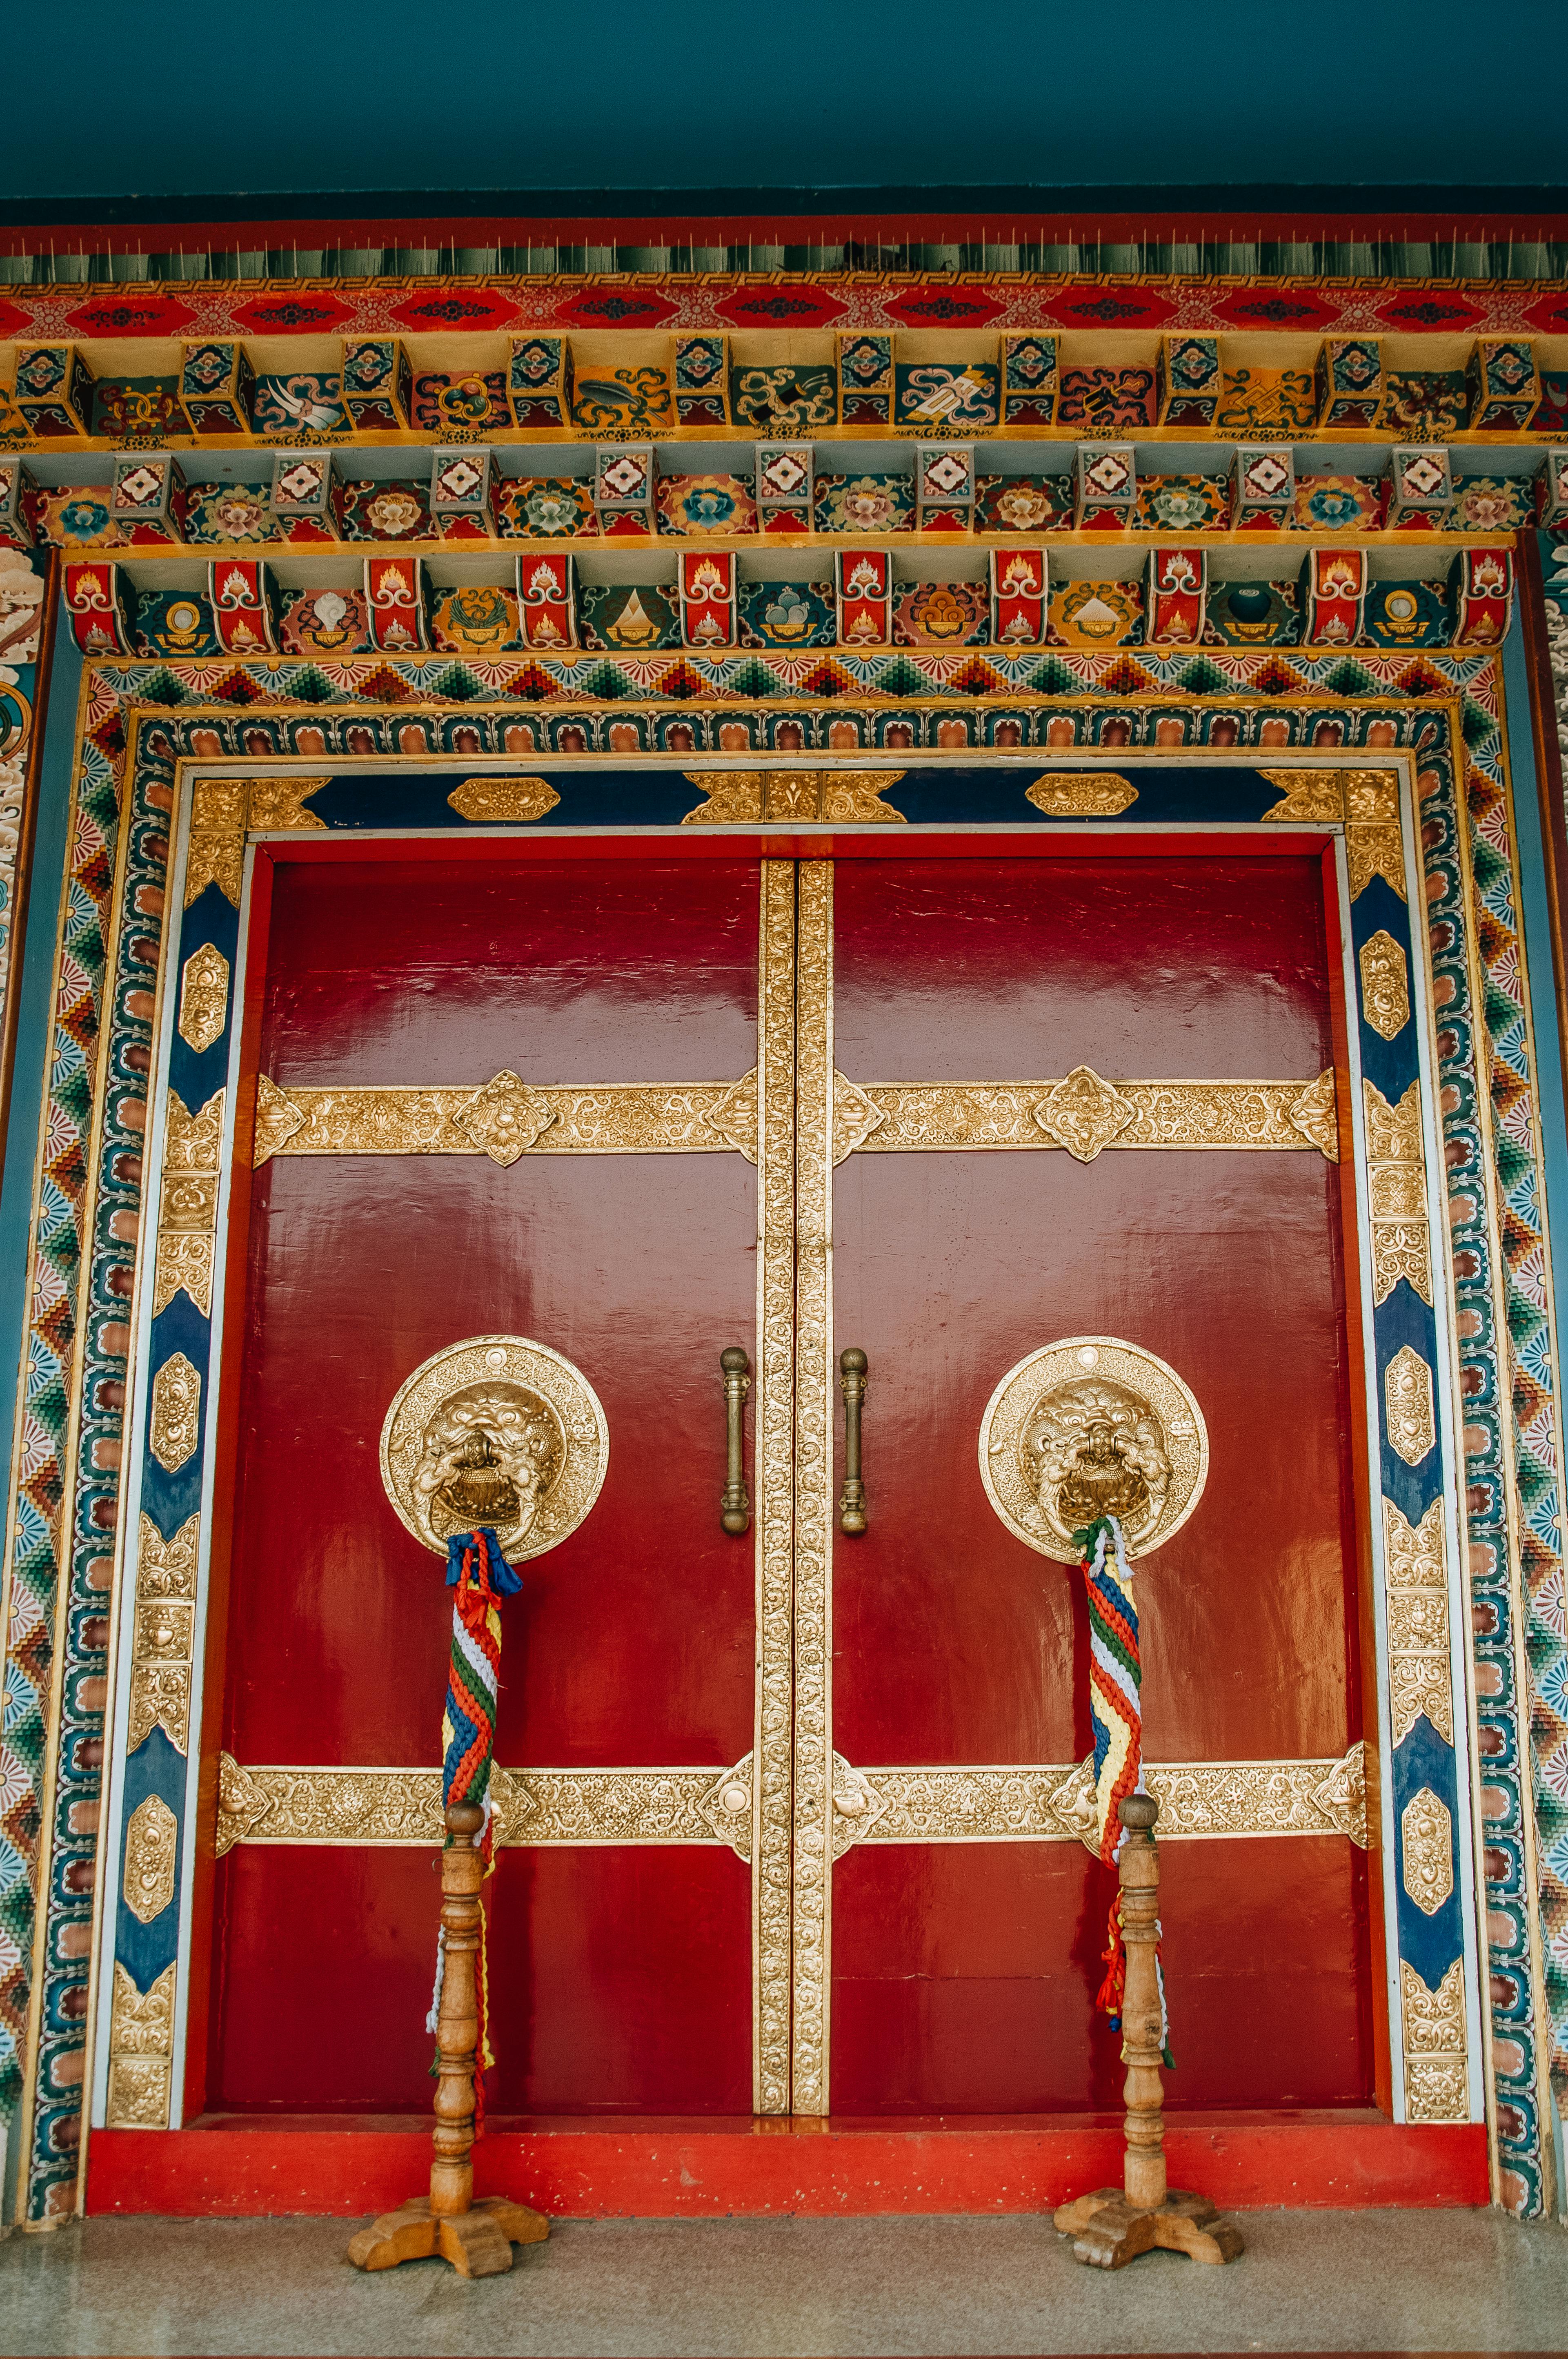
978,1335,1208,1564
380,1333,609,1561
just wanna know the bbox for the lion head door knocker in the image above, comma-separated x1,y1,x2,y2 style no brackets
380,1332,609,1565
978,1336,1207,1568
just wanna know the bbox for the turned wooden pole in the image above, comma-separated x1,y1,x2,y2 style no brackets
430,1799,486,2218
1117,1792,1167,2213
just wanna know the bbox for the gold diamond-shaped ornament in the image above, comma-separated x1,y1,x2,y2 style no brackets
1033,1065,1136,1162
451,1071,556,1165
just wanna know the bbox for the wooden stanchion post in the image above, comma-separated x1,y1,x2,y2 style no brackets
348,1802,548,2277
1054,1794,1243,2268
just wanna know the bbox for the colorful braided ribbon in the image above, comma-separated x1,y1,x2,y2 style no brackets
1077,1513,1172,2066
426,1526,522,2131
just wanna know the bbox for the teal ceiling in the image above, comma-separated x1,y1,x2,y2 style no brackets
2,0,1565,207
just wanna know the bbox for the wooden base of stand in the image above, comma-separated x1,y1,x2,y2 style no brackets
1054,2185,1244,2269
347,2194,549,2278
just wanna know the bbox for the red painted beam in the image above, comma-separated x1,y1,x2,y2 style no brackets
87,2116,1490,2218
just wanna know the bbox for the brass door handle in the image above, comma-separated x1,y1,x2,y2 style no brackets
838,1348,868,1535
720,1347,752,1534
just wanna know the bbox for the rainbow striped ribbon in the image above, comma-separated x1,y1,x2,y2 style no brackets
426,1527,522,2127
1079,1513,1142,1866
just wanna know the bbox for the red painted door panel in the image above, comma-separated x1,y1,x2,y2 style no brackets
210,858,761,2114
828,854,1371,2112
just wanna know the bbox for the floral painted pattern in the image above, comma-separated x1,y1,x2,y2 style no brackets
656,474,759,537
892,579,990,647
1134,474,1230,532
494,479,598,539
813,474,915,535
1293,475,1384,532
974,475,1072,534
333,479,431,542
183,483,277,544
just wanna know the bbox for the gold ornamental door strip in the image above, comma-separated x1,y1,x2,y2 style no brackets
214,1742,1370,1854
250,1066,1339,1170
753,861,798,2115
792,862,836,2118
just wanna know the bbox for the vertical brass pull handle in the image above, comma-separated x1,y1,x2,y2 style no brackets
838,1348,868,1535
720,1347,752,1534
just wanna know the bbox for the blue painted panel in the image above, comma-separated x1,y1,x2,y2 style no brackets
140,1294,211,1537
1392,1714,1465,1987
113,1726,185,1992
167,885,239,1115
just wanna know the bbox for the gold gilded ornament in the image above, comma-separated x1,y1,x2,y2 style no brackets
177,943,231,1055
185,776,326,905
1365,1081,1433,1307
251,1073,763,1164
1359,930,1411,1041
1384,1344,1437,1466
1383,1497,1453,1742
122,1793,178,1924
105,1962,176,2128
1034,1065,1137,1161
979,1337,1208,1564
1025,773,1138,818
1401,1787,1455,1916
681,769,906,825
154,1089,225,1316
1400,1959,1468,2123
149,1353,202,1475
449,1071,557,1164
447,777,561,824
380,1333,608,1563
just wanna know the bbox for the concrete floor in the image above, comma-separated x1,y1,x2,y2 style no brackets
3,2207,1567,2357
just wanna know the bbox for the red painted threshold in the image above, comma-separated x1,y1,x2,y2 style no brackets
87,2114,1489,2217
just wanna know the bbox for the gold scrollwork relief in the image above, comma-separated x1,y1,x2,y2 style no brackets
176,943,231,1056
217,1742,1370,1857
185,775,327,907
1401,1787,1456,1916
681,769,907,825
252,1071,762,1167
790,862,835,2118
1359,930,1412,1041
216,1752,757,1860
837,1067,1340,1165
1400,1959,1469,2123
105,1961,176,2130
447,776,560,824
1025,773,1139,818
1383,1498,1454,1743
122,1793,179,1924
154,1090,225,1316
1259,767,1407,902
754,861,797,2114
1384,1345,1437,1467
127,1512,200,1753
1364,1081,1432,1308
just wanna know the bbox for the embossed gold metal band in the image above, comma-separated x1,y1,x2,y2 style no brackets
216,1742,1369,1857
252,1065,1339,1169
792,862,836,2117
752,861,796,2114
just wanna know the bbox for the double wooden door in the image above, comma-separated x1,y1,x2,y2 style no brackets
209,842,1371,2119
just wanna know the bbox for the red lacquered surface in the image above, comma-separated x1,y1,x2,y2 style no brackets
210,1847,752,2114
211,856,761,2111
87,2118,1489,2216
828,855,1367,2111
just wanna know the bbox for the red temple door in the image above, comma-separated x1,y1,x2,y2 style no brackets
203,840,1375,2124
807,847,1376,2116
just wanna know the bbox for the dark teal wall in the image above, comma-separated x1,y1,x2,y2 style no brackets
2,0,1565,202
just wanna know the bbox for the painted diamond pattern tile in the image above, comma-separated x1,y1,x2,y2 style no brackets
113,466,164,510
276,461,325,505
436,458,483,503
1086,453,1131,496
923,452,970,497
760,451,809,499
601,455,647,500
1245,453,1292,499
1403,454,1448,498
